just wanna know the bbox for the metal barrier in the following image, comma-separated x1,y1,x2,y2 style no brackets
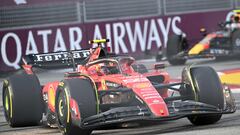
83,0,162,22
0,0,237,29
164,0,233,15
235,0,240,8
0,1,82,29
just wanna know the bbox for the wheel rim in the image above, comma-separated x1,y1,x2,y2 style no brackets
5,93,9,111
3,86,12,122
58,99,64,117
57,91,67,127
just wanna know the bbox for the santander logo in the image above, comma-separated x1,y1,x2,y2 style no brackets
14,0,27,5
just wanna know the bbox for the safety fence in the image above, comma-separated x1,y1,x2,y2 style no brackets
164,0,233,15
0,0,235,29
0,1,81,29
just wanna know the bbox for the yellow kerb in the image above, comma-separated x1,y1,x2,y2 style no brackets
219,73,240,85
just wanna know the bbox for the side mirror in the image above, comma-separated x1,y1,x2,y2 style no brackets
154,63,165,70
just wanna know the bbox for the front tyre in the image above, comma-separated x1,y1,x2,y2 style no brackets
56,89,91,135
187,66,224,125
55,78,97,135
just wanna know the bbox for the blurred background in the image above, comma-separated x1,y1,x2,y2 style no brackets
0,0,237,72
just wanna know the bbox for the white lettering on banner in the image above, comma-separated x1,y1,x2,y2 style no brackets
105,24,113,52
158,18,171,47
1,33,22,69
54,29,67,52
37,29,52,53
69,27,82,50
113,23,128,54
93,24,112,49
0,16,183,70
26,31,38,55
113,17,181,53
93,25,103,48
125,21,148,52
172,16,182,35
105,24,112,47
147,19,161,50
94,25,103,40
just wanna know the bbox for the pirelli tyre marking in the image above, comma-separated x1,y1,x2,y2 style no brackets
64,88,70,123
4,81,13,119
58,99,64,117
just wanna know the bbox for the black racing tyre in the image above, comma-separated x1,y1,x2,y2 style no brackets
166,34,187,65
55,78,97,135
2,72,43,127
132,64,148,74
187,66,224,125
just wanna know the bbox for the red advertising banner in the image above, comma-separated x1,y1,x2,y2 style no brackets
0,10,231,72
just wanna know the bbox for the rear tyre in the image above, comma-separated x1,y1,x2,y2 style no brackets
2,72,43,127
167,34,187,65
187,66,224,125
55,78,97,135
132,64,148,73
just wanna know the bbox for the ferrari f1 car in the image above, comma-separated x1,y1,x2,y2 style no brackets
165,9,240,65
2,39,236,135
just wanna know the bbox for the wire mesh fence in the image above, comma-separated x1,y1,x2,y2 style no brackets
0,0,236,29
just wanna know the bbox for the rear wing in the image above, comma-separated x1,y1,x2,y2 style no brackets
22,49,91,68
21,39,110,69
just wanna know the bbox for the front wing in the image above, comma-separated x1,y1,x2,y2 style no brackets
80,99,236,128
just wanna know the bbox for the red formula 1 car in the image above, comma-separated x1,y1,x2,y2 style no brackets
165,10,240,65
2,39,236,135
